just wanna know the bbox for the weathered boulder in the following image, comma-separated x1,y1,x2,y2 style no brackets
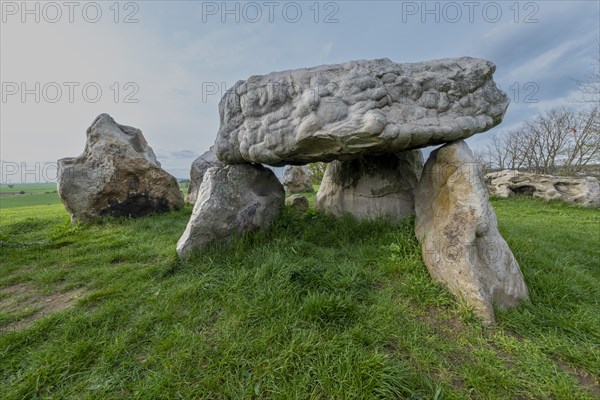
215,57,508,165
415,141,528,323
186,148,223,204
315,150,423,223
283,165,313,193
57,114,184,222
177,164,285,258
485,170,600,207
286,194,309,212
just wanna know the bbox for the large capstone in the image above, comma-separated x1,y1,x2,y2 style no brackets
215,57,508,165
186,148,223,205
315,150,423,223
485,170,600,207
57,114,184,222
176,164,285,258
415,140,528,324
282,165,313,193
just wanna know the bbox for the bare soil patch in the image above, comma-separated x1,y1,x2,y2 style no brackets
0,282,87,332
555,359,600,398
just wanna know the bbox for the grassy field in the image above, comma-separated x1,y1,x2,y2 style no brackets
0,183,61,209
0,195,598,399
0,183,191,209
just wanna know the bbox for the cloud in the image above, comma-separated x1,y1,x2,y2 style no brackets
505,40,575,81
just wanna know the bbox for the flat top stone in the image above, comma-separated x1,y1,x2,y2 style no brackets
215,57,509,165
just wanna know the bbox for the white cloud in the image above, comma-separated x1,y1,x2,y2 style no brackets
505,41,574,81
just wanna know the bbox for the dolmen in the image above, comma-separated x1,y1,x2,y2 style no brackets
57,114,184,223
178,57,528,323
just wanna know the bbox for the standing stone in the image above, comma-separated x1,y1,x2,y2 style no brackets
283,165,313,193
177,164,285,258
485,170,600,207
315,150,423,223
415,140,528,323
286,194,309,212
186,148,223,205
57,114,184,222
215,57,509,165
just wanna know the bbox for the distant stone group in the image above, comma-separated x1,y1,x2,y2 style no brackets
58,57,547,323
485,170,600,207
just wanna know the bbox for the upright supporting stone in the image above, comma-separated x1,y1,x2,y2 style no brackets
177,164,285,258
315,150,423,223
415,140,528,323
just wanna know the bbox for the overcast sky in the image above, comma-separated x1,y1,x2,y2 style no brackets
1,0,598,182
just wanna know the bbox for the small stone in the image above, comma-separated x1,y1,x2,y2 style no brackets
286,194,309,212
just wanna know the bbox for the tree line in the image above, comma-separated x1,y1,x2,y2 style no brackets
475,105,600,176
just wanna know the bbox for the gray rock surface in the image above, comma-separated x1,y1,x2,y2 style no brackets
57,114,184,222
215,57,508,165
283,165,313,193
485,170,600,207
186,148,223,204
285,194,309,212
315,150,423,223
415,141,528,323
177,164,285,258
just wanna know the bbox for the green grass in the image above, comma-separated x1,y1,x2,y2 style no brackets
0,183,61,209
0,197,598,399
0,183,191,209
0,183,57,194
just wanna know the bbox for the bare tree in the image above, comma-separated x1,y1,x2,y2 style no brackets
505,129,531,170
481,106,599,176
524,108,574,174
473,149,492,174
561,106,600,175
485,134,509,170
483,128,530,171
